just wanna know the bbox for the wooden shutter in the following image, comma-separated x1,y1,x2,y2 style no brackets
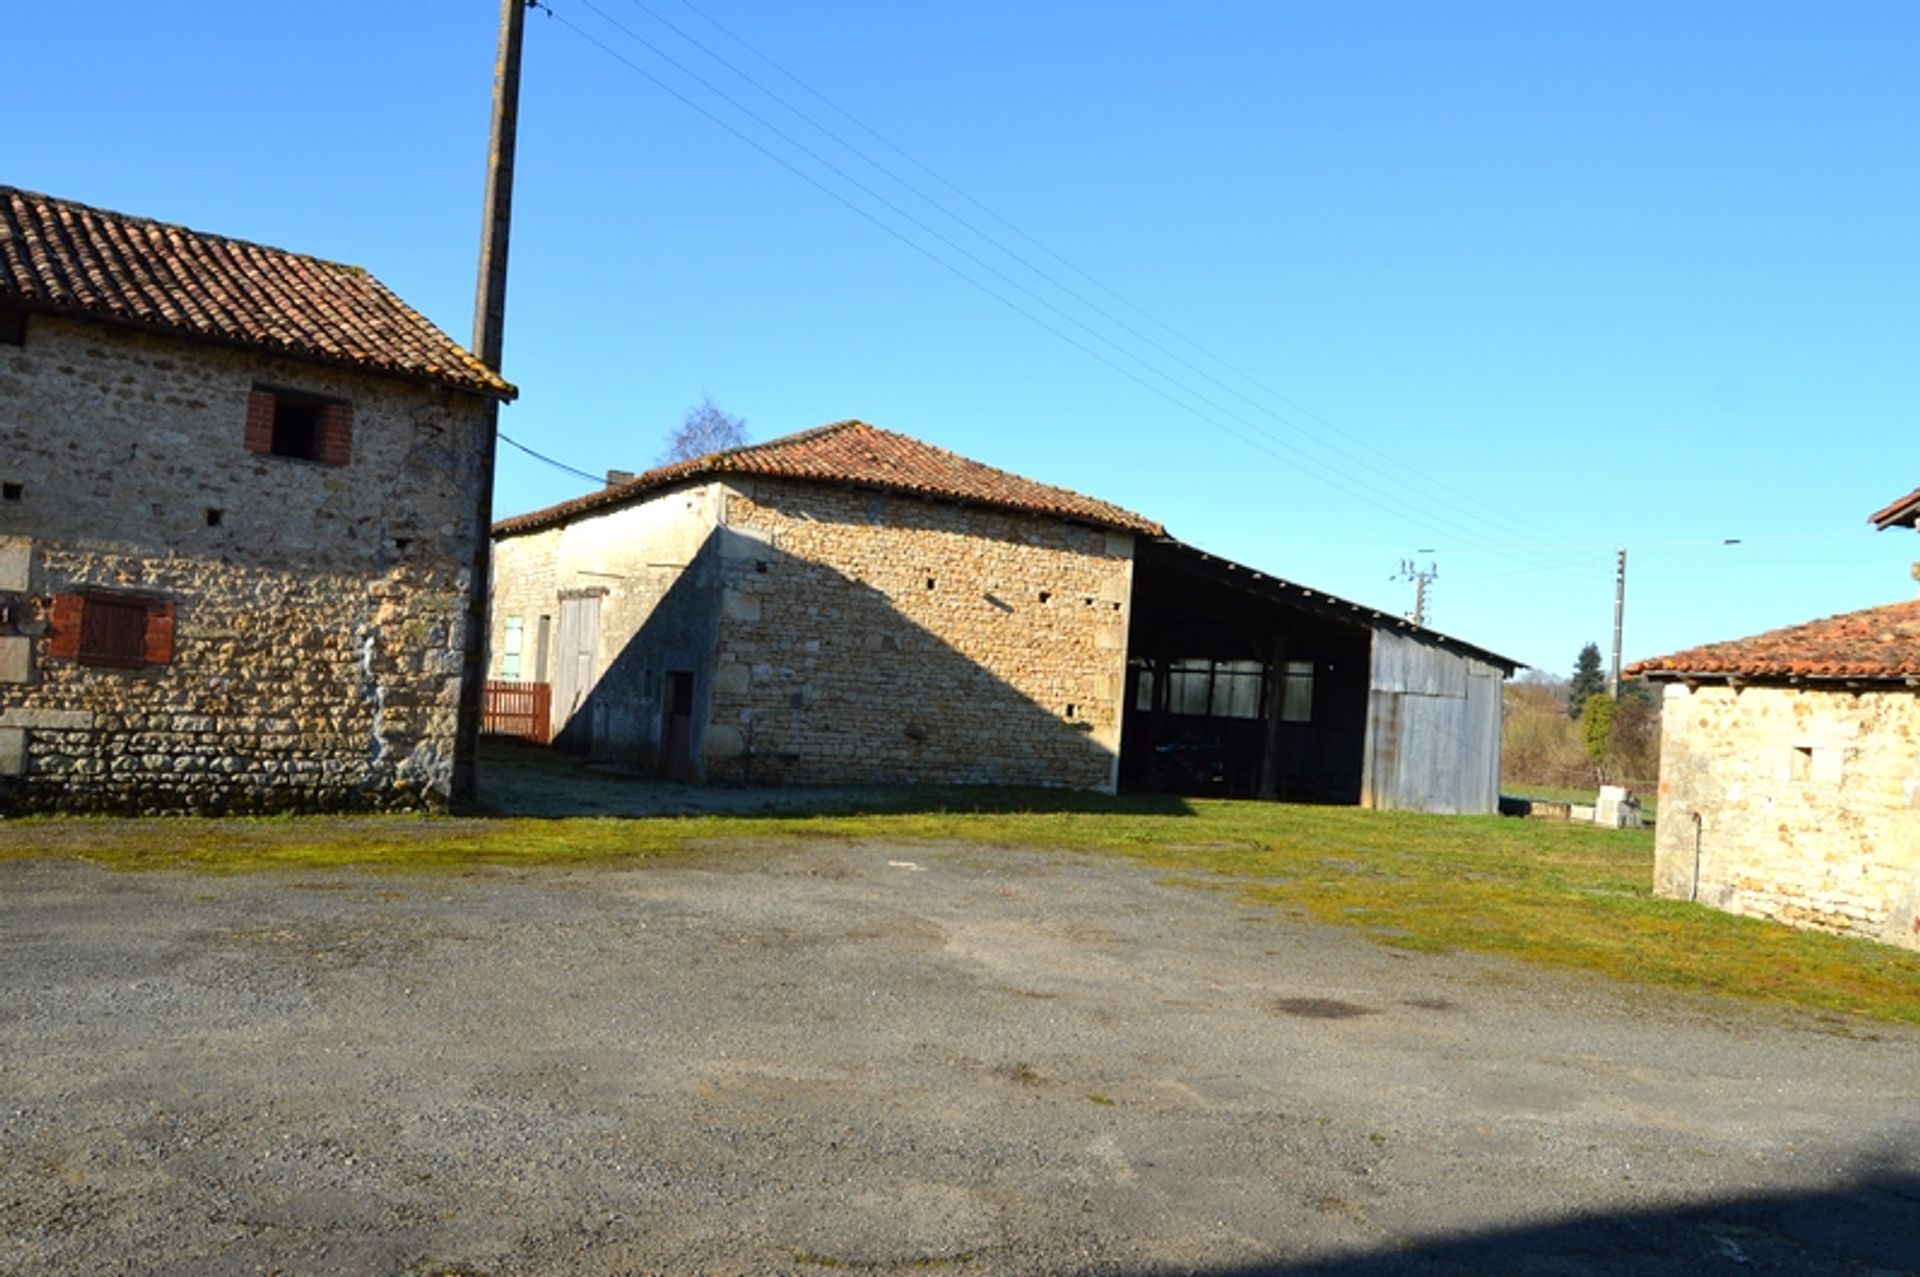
46,593,175,667
316,400,353,466
79,596,149,668
45,593,83,660
245,389,277,454
143,600,176,665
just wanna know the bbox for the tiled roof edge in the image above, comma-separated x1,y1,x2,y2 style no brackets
0,184,515,400
493,421,1165,538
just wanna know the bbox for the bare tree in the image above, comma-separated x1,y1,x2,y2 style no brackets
660,396,748,464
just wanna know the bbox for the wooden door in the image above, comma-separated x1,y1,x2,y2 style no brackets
552,595,599,753
662,671,695,782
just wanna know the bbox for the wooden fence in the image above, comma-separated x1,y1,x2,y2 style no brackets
482,680,552,745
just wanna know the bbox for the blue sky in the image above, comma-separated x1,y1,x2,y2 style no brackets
14,2,1917,673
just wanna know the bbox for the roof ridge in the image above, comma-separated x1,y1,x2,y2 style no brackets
494,420,1164,539
0,184,369,280
707,419,869,468
0,184,512,399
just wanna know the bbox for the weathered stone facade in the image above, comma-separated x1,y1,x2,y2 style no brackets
0,314,496,812
705,480,1130,788
489,477,1133,790
1652,683,1920,949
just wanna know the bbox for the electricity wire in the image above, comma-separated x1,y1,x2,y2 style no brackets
500,430,612,486
547,2,1589,574
627,0,1592,559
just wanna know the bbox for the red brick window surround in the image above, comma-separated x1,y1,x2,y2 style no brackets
245,386,352,466
46,592,176,669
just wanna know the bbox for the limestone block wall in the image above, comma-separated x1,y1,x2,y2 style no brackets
703,479,1133,790
489,484,723,760
1653,683,1920,949
0,314,494,812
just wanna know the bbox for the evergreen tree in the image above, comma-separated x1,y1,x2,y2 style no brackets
1579,692,1616,773
1568,642,1605,720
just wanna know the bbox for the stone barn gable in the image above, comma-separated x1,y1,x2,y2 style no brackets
491,421,1157,791
0,185,515,812
1630,600,1920,949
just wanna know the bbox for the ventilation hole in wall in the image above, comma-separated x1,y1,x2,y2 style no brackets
1037,590,1051,603
1790,745,1813,781
1065,704,1078,719
393,537,413,554
1084,596,1095,607
926,577,937,591
1111,601,1122,612
205,508,224,527
1,482,20,502
756,560,769,574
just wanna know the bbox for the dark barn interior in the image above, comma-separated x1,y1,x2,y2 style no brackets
1123,539,1373,802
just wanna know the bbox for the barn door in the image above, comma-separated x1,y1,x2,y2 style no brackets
552,595,600,753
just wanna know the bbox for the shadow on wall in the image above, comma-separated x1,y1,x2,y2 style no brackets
557,522,1126,791
1126,1167,1920,1276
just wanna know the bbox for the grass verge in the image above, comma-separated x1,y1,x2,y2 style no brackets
2,790,1914,1025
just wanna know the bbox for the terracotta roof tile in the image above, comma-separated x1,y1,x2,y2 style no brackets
0,185,512,399
494,421,1164,538
1627,599,1920,682
1869,486,1920,530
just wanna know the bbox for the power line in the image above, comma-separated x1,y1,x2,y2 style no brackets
548,4,1589,574
639,0,1590,557
500,430,610,486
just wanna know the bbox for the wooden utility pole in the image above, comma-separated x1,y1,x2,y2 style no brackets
473,0,530,369
454,0,532,803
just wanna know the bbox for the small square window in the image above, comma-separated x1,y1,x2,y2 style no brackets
2,482,21,502
78,596,152,668
49,592,176,670
272,396,323,460
247,386,352,465
205,508,224,527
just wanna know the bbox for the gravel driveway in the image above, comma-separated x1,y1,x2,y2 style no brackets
2,839,1916,1276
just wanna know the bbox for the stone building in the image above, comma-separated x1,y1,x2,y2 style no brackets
1630,603,1920,949
489,421,1515,807
0,186,514,812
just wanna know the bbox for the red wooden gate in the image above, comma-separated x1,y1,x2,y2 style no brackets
483,680,552,745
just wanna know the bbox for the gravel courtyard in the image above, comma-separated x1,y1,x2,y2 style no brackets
2,838,1916,1276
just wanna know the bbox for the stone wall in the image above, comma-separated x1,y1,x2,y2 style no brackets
489,483,722,762
703,479,1133,790
0,314,495,812
1653,682,1920,949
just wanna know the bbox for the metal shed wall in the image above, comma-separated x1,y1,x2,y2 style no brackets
1362,630,1504,814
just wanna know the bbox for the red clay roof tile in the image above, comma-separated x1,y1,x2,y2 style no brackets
0,185,512,399
1869,486,1920,530
493,421,1164,538
1627,599,1920,682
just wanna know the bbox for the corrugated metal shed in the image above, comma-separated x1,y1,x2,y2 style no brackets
1362,631,1506,814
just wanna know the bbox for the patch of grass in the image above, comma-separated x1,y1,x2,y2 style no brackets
4,792,1915,1025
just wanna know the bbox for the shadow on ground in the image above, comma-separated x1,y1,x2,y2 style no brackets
471,738,1197,820
1167,1168,1920,1277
